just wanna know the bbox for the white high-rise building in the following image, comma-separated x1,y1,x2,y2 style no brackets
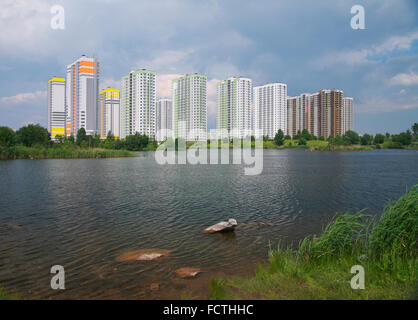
65,55,99,136
217,77,252,138
120,69,156,139
342,97,354,134
47,77,66,140
253,83,287,139
172,74,207,141
156,99,172,142
100,88,120,138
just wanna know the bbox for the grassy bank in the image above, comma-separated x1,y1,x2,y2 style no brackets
0,145,136,160
210,186,418,300
0,288,18,300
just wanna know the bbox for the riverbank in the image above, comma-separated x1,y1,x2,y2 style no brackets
0,145,136,160
184,140,417,151
210,186,418,300
0,288,18,300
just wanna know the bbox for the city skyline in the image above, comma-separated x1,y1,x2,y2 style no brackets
1,1,418,135
46,55,354,141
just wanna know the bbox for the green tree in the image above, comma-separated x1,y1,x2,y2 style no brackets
301,129,313,141
0,126,16,147
412,123,418,138
361,134,373,145
76,128,87,146
55,134,65,144
343,130,360,145
374,133,385,144
274,129,284,146
392,130,412,146
16,124,50,147
298,138,307,146
284,135,291,140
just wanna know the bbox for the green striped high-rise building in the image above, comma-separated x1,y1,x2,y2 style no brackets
217,77,252,139
120,69,156,139
172,74,207,141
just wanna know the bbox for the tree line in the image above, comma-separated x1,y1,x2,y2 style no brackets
272,123,418,147
0,125,155,151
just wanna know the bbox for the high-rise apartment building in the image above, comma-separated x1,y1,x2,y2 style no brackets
287,94,310,137
287,89,348,139
172,74,207,141
47,77,66,140
100,88,120,139
65,55,99,136
342,97,354,134
217,77,252,138
253,83,287,139
120,69,156,139
156,99,173,142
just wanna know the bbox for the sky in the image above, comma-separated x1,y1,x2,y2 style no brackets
0,0,417,134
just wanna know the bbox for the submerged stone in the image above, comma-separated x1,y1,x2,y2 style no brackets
116,249,171,262
175,267,201,278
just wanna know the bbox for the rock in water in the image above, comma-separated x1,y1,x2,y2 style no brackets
116,249,171,262
202,219,237,234
175,268,201,278
150,283,159,291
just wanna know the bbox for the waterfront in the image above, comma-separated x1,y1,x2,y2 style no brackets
0,149,417,299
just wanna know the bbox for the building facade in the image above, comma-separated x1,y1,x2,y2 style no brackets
217,77,252,138
287,89,350,139
100,88,120,139
47,77,66,140
156,99,173,142
120,69,156,139
342,97,354,134
253,83,287,139
65,55,99,136
172,74,207,141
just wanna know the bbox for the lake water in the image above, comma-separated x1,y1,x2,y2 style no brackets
0,149,417,299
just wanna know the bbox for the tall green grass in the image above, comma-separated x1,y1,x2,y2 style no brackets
0,145,135,159
211,186,418,299
0,287,18,300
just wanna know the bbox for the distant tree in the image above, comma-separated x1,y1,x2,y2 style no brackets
0,126,16,147
66,135,75,144
392,130,412,146
318,136,325,141
294,130,302,140
374,133,385,144
274,129,284,146
76,128,87,146
16,124,50,147
298,138,307,146
106,131,115,141
262,135,269,142
343,130,360,145
361,134,373,145
412,123,418,138
55,134,64,144
284,135,291,140
385,132,391,140
301,129,313,141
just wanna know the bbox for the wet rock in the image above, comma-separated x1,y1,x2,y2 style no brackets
175,268,201,278
150,283,159,291
116,249,171,262
202,219,237,234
